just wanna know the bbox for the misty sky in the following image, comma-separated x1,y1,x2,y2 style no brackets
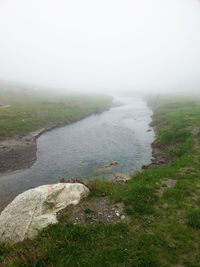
0,0,200,93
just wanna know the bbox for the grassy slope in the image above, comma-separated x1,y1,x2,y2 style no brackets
1,96,200,266
0,88,112,140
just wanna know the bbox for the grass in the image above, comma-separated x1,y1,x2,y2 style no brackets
1,95,200,266
0,88,112,140
0,223,161,266
187,209,200,229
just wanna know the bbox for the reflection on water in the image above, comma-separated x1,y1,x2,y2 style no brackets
0,97,154,198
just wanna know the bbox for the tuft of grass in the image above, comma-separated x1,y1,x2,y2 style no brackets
163,180,192,203
187,209,200,229
159,129,192,146
124,185,158,215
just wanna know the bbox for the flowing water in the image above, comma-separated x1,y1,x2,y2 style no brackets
0,97,154,198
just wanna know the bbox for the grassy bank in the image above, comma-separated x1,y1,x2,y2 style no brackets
0,88,112,140
1,96,200,266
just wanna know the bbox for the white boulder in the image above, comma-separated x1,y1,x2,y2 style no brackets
0,183,89,244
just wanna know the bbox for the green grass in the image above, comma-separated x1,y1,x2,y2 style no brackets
0,223,162,266
187,209,200,229
1,95,200,266
0,88,112,140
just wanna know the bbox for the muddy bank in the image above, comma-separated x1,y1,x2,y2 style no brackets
140,101,170,169
142,123,170,170
151,142,169,165
142,143,169,170
0,125,72,174
151,124,169,166
0,128,47,174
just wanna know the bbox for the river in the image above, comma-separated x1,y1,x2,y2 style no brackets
0,97,154,199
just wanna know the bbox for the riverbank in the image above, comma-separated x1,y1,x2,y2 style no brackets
0,97,153,202
2,95,200,266
0,128,43,174
0,92,112,174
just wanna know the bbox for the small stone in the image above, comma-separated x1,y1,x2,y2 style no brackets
116,212,120,217
121,215,125,220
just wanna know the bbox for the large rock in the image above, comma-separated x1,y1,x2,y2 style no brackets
0,183,89,244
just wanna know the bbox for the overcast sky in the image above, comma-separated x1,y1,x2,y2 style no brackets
0,0,200,94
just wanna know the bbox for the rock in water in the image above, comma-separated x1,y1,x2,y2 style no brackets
0,183,89,244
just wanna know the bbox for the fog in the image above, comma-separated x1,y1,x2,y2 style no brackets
0,0,200,94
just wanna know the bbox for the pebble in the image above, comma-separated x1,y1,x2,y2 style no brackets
121,215,125,220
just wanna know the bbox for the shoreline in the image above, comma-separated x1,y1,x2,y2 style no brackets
0,99,159,177
0,127,48,175
142,106,170,170
150,125,170,166
0,108,113,176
